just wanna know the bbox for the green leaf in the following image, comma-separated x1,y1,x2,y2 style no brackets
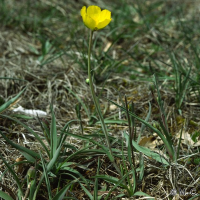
0,114,49,157
52,180,76,200
89,140,114,162
124,132,169,165
138,153,144,181
20,151,36,163
59,119,78,147
96,119,128,125
80,183,93,200
75,103,82,120
59,162,90,171
115,194,125,198
127,139,136,195
106,98,175,161
134,191,154,199
59,166,89,186
92,175,127,189
60,166,79,174
29,180,36,200
191,131,200,143
137,102,152,143
33,143,62,200
64,86,90,119
188,194,200,200
0,154,24,197
94,158,100,200
0,87,26,113
0,130,40,159
0,191,15,200
10,114,34,120
50,105,57,159
104,172,130,200
60,144,94,164
40,152,52,200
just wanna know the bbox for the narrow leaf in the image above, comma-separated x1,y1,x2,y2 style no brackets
50,106,57,159
0,154,24,197
80,183,93,200
106,98,175,161
0,114,49,156
93,175,127,189
0,191,15,200
0,87,26,113
134,191,154,199
124,132,169,165
0,131,40,159
39,152,52,200
52,180,76,200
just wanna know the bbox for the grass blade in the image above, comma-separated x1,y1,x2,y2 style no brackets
0,130,40,159
104,173,130,200
93,157,100,200
0,87,26,113
80,183,93,200
124,132,169,165
52,180,77,200
0,154,24,197
137,102,152,143
133,191,154,200
64,86,90,119
0,191,15,200
39,152,52,200
0,114,49,156
106,97,175,161
50,105,57,159
92,175,127,189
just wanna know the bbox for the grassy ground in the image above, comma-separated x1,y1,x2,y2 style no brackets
0,0,200,199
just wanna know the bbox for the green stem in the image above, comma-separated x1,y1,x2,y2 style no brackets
88,30,122,177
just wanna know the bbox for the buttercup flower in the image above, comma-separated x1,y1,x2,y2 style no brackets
80,5,112,31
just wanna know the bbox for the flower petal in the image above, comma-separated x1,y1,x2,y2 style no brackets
97,19,112,30
80,6,86,17
81,6,87,24
81,6,96,30
83,15,97,30
99,9,111,22
87,5,101,21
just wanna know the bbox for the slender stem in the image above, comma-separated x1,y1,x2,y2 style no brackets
88,30,122,177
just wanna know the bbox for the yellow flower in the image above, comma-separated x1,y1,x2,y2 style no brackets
80,5,112,31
